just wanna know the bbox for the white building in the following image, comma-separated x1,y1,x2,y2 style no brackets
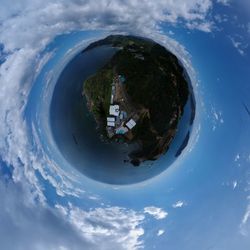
107,117,115,127
107,117,115,122
126,119,136,129
107,121,115,127
109,105,120,117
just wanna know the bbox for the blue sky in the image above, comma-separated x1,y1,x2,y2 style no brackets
0,0,250,249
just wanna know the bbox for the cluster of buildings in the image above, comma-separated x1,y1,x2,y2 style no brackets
106,75,137,138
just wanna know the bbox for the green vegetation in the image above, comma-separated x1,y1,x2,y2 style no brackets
84,69,113,117
113,47,187,135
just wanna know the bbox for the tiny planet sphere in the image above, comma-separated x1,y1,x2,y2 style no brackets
50,34,195,184
82,35,189,166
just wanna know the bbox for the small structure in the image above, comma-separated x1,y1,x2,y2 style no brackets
109,105,120,117
126,119,136,130
115,126,128,135
107,117,115,127
107,121,115,127
107,117,115,122
119,111,127,120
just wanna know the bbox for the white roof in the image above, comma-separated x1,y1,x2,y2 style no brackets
126,119,136,129
109,105,120,116
107,117,115,122
107,121,115,127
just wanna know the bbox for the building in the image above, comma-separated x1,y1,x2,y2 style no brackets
119,111,127,120
107,121,115,127
126,119,136,130
107,117,115,122
107,117,115,127
109,105,120,116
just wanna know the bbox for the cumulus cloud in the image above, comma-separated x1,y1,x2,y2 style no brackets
56,204,145,250
0,178,146,250
144,206,168,220
0,0,216,52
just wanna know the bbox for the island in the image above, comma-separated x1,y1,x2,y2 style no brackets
82,35,189,166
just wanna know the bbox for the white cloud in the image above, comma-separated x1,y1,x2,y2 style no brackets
214,14,229,24
230,38,245,56
239,152,250,236
172,201,185,208
0,179,147,250
0,0,216,53
56,204,145,250
144,206,168,220
235,154,240,162
157,229,165,236
209,106,224,131
240,204,250,236
187,122,201,153
217,0,231,6
229,36,248,56
186,21,212,32
233,181,238,190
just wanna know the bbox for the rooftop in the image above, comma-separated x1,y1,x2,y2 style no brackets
126,119,136,129
109,105,120,117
